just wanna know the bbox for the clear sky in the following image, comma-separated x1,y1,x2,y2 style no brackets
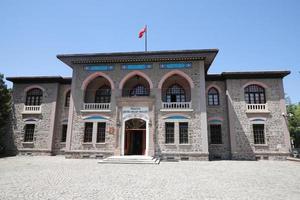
0,0,299,103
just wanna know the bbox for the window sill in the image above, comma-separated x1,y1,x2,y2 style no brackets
207,105,220,107
179,143,191,146
82,142,93,145
210,143,223,146
60,142,66,144
95,143,106,145
22,142,34,144
254,144,268,147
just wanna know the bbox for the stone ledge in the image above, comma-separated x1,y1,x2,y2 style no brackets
286,157,300,162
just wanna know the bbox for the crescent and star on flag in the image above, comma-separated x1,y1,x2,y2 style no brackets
138,25,147,52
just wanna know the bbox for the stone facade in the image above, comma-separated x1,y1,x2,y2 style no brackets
6,49,291,160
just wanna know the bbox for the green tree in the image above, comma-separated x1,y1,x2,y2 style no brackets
287,103,300,148
0,73,11,153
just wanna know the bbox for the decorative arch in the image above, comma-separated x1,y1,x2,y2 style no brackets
81,72,115,90
83,114,110,121
119,71,153,89
24,85,45,93
158,70,194,89
162,113,191,119
206,84,221,93
249,117,266,124
243,81,268,89
23,117,40,124
208,117,224,124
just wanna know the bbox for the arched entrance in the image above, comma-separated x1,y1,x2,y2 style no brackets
124,118,146,155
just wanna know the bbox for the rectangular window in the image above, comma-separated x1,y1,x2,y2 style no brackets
210,124,222,144
179,122,189,144
165,122,174,144
84,122,93,143
253,124,265,144
61,124,67,142
24,124,35,142
97,122,106,143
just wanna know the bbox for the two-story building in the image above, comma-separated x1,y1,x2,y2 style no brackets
7,49,291,160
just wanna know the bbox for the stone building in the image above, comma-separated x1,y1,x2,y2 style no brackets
7,49,291,160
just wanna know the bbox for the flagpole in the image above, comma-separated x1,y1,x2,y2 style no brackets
145,25,147,52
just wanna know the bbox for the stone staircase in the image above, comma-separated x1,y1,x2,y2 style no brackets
98,155,160,164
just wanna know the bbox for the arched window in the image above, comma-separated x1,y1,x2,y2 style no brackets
95,85,111,103
129,84,149,96
166,84,186,102
65,90,71,107
208,87,219,106
25,88,43,105
244,84,266,104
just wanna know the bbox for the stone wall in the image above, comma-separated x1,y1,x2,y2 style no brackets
66,60,209,160
52,84,71,155
206,81,231,160
9,66,291,160
226,78,291,160
11,83,59,155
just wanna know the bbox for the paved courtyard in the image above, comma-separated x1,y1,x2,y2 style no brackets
0,156,299,200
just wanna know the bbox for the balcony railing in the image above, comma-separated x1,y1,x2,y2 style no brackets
161,102,192,110
22,105,42,114
83,103,111,111
246,103,269,113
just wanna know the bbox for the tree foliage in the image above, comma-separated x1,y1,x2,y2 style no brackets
287,103,300,148
0,73,11,131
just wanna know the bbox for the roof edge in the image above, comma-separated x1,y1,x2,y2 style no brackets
6,76,72,84
206,70,291,81
56,49,219,58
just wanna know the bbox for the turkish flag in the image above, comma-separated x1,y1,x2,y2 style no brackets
138,26,147,38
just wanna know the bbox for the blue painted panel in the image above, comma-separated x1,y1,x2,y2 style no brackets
84,115,107,120
160,62,192,69
122,64,152,70
24,118,37,122
85,65,114,71
166,115,189,120
209,119,222,124
251,119,265,122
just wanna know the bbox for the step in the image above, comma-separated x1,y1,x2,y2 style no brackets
98,156,160,164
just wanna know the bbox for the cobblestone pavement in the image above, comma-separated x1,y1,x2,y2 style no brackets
0,156,300,200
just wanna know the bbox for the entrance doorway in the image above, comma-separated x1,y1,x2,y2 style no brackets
125,118,146,155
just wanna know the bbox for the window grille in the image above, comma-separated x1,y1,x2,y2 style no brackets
165,122,175,144
25,88,43,105
129,84,149,96
95,85,111,103
179,122,189,144
61,124,67,142
97,122,106,143
24,124,35,142
166,84,186,102
244,84,266,104
210,124,222,144
84,122,93,143
253,124,265,144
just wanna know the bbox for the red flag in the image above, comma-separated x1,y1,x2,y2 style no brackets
138,26,147,38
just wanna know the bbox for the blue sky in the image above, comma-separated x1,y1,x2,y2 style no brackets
0,0,299,103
